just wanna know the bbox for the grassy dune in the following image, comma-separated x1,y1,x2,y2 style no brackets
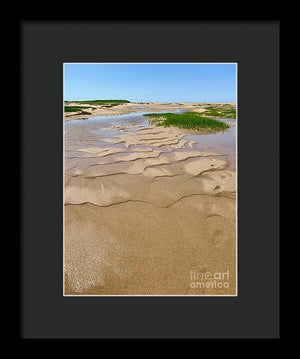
65,100,130,107
64,100,130,114
144,112,229,131
201,104,236,119
64,106,95,113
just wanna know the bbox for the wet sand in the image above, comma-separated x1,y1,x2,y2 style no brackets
64,105,237,295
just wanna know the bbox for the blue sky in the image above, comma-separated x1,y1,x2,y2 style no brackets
64,63,237,103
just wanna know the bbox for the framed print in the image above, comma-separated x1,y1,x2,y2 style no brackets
21,20,280,339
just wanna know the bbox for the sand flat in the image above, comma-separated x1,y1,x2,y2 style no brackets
64,105,237,295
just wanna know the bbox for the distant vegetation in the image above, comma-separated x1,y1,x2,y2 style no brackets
201,104,236,119
64,100,130,107
144,112,229,132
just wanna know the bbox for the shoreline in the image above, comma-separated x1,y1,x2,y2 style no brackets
64,101,236,121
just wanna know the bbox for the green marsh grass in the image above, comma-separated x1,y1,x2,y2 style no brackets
143,112,230,132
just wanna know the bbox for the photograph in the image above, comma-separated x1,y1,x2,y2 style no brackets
63,63,237,296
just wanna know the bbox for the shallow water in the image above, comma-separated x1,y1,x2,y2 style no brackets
66,108,185,125
184,121,236,171
65,110,236,170
65,110,185,151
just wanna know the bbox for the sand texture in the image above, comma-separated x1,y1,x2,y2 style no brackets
64,104,237,295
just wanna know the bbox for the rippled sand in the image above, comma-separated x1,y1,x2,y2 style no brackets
64,112,237,295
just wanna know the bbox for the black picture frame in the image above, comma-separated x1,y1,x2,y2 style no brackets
20,20,280,339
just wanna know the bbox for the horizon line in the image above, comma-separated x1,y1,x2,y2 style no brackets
64,100,237,103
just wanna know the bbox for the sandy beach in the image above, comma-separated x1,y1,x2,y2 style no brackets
64,102,237,295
